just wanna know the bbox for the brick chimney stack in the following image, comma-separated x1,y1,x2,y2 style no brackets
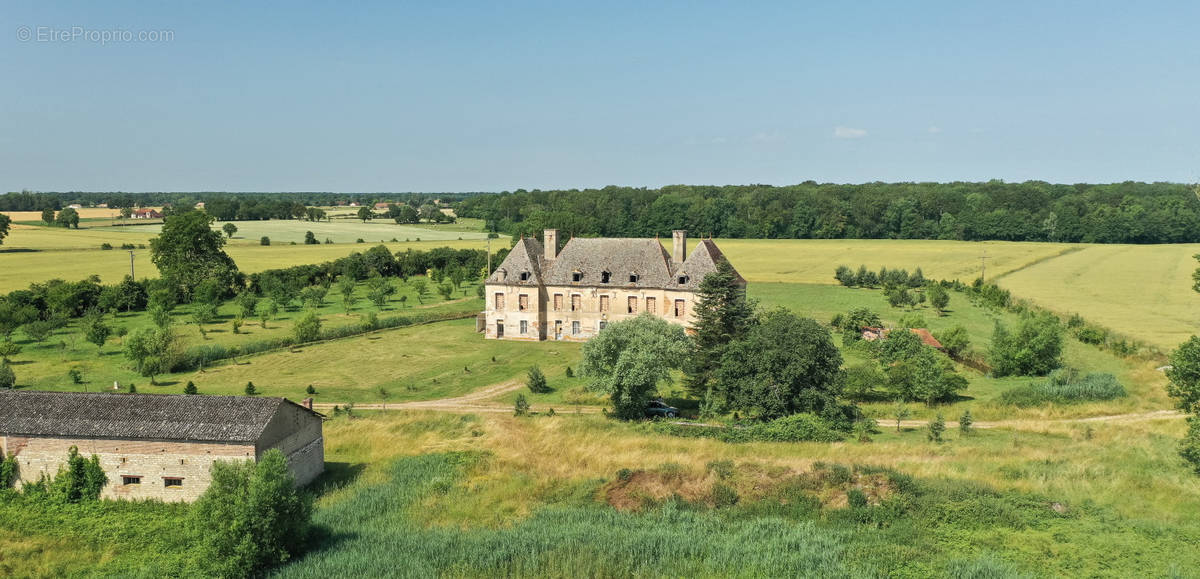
544,229,559,260
302,397,313,410
672,230,687,263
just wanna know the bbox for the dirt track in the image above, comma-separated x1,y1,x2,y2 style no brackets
312,382,1184,427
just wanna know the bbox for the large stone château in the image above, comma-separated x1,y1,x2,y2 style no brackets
0,391,324,502
484,229,744,341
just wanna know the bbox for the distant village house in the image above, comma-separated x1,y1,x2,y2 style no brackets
483,229,743,341
0,392,324,502
132,208,163,219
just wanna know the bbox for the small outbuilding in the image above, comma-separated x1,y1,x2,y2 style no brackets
0,391,324,502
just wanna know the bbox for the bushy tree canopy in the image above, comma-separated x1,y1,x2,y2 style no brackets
989,313,1063,377
581,314,690,419
149,210,239,301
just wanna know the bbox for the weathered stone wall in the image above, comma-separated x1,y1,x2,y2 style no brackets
1,434,254,502
484,283,696,341
256,403,325,487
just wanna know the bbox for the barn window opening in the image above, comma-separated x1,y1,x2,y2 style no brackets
601,271,611,283
163,477,184,488
122,476,141,485
572,271,582,282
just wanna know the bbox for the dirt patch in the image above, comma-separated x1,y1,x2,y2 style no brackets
602,462,898,512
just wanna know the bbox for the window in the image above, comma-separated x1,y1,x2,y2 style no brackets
628,296,638,313
520,320,528,334
163,477,184,489
572,271,582,282
572,321,581,335
122,476,141,485
571,295,581,312
519,271,531,281
599,295,610,312
494,293,505,311
496,321,504,337
674,299,686,317
601,271,611,283
678,275,689,285
646,297,656,314
553,294,563,311
598,321,607,331
629,273,639,283
518,294,529,312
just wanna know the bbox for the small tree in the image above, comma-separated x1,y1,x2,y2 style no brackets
293,311,322,343
959,409,974,436
411,279,428,304
304,231,318,245
260,236,271,246
527,365,550,394
306,384,316,395
184,381,198,395
927,414,946,443
892,401,912,432
245,381,258,396
0,340,22,363
357,206,373,222
934,325,971,358
927,283,950,314
222,222,238,238
41,207,56,224
514,393,530,416
437,283,454,300
68,367,83,384
0,362,14,389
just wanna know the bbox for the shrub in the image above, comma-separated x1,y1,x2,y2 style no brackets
989,312,1064,377
184,381,197,395
565,366,574,378
68,368,83,384
293,311,322,343
100,243,113,250
934,325,970,358
711,483,740,508
655,414,844,444
959,410,973,435
306,384,316,395
0,362,14,389
260,236,271,246
927,414,946,443
526,365,550,393
514,393,530,416
245,381,257,396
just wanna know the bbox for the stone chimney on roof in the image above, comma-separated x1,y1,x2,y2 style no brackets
672,230,687,263
302,397,313,410
544,229,559,260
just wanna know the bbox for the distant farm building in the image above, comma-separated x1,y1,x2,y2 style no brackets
132,208,162,219
0,392,324,502
484,229,743,341
374,202,391,210
66,204,82,209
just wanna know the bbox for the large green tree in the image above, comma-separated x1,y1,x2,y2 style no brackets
0,213,10,245
715,309,846,421
686,259,753,396
189,449,313,576
149,210,239,301
55,207,80,228
1167,337,1200,474
988,312,1064,377
581,314,691,419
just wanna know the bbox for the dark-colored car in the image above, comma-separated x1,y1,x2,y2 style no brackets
645,400,678,419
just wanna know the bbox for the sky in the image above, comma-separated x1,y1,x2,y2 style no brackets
2,1,1198,192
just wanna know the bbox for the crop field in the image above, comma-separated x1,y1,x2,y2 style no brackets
113,217,491,244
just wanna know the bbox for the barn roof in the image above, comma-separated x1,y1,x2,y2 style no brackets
0,391,314,444
488,235,740,291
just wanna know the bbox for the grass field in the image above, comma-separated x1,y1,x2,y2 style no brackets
113,217,491,244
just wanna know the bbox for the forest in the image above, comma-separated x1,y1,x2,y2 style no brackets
455,181,1200,244
0,190,484,216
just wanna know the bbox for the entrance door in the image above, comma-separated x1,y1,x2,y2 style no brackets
496,321,504,338
554,321,563,340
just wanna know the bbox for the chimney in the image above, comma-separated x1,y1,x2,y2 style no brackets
672,230,687,263
544,229,559,260
302,397,313,410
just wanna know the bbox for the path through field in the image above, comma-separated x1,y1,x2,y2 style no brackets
314,380,1182,427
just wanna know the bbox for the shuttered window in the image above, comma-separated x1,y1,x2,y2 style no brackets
599,295,610,312
645,297,656,314
627,296,637,313
494,293,505,311
571,295,581,312
553,294,563,311
518,294,529,312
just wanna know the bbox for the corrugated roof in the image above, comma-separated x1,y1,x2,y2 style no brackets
0,391,301,443
488,234,741,291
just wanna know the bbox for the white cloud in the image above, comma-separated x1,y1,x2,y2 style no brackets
927,126,942,134
833,126,867,139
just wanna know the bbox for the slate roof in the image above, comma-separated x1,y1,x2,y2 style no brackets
487,234,742,291
0,391,311,443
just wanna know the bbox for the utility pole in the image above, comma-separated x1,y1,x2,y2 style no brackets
129,250,135,279
979,250,990,283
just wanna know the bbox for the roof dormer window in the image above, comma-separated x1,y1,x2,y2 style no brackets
572,271,582,282
519,271,531,282
601,271,611,284
677,274,689,285
628,273,639,283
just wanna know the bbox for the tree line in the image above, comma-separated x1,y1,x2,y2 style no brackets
454,181,1200,244
0,190,485,212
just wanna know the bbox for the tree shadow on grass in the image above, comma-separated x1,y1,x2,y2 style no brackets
310,461,367,498
153,380,180,387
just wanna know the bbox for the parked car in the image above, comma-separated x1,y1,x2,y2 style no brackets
645,400,678,419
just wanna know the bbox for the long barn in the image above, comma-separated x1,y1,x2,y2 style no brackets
0,391,324,502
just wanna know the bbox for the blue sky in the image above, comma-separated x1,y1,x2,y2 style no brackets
2,1,1198,191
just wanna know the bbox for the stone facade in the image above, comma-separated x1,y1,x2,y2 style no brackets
484,230,744,341
0,392,325,503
